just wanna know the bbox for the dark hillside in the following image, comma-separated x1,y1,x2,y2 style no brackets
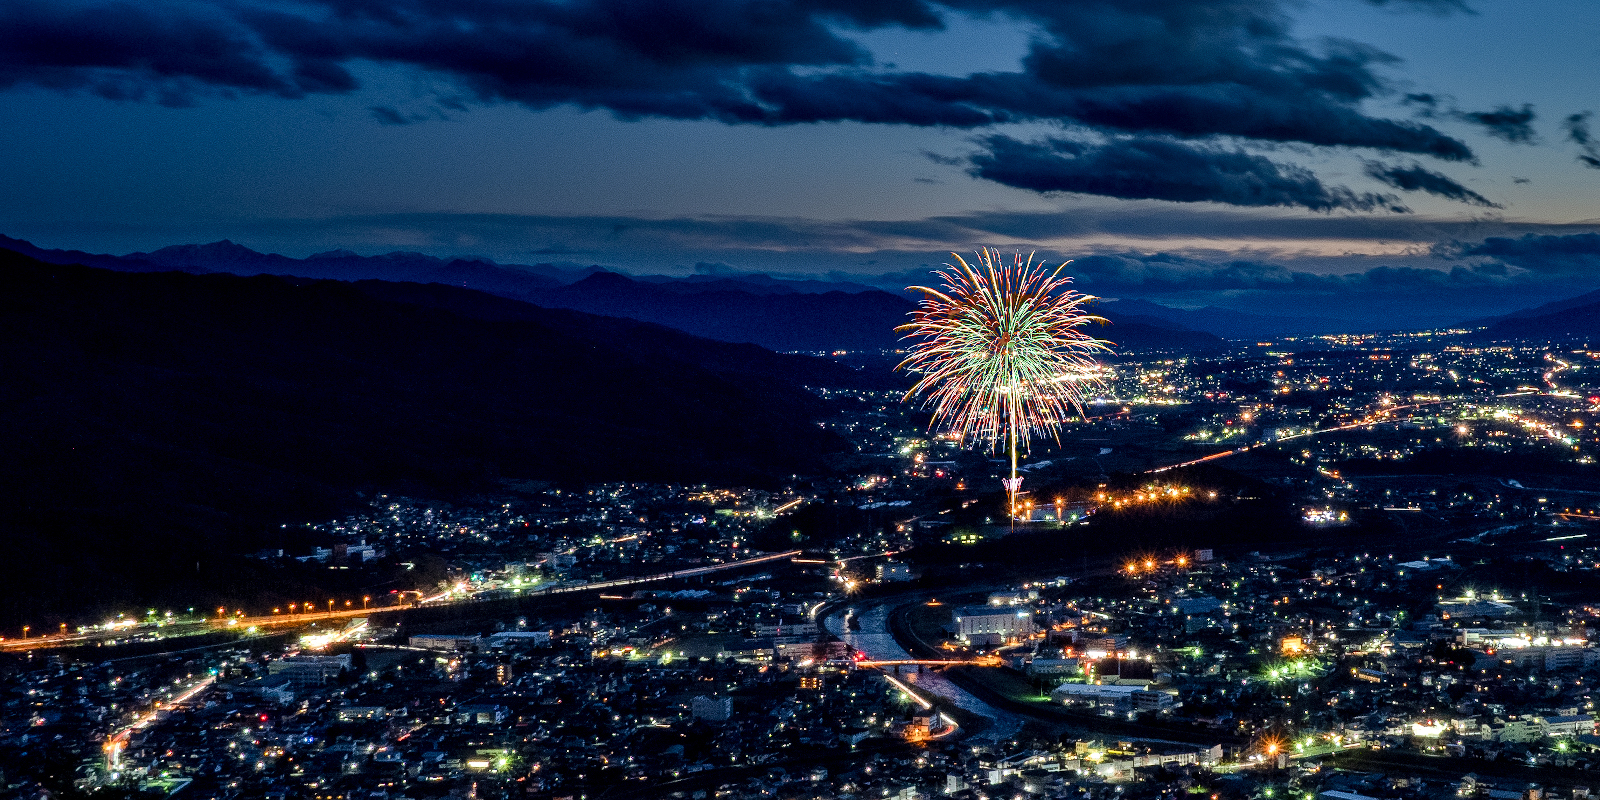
0,249,848,623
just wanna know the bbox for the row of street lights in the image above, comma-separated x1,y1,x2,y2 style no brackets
266,596,373,617
14,595,380,641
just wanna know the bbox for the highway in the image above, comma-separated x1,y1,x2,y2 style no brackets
1147,379,1579,475
2,549,806,654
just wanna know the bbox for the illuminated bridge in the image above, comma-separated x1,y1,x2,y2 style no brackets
856,656,1001,668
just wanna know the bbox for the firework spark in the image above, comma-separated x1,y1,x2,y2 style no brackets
898,249,1111,512
899,249,1110,447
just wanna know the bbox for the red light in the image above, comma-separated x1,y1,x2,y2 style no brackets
259,714,269,721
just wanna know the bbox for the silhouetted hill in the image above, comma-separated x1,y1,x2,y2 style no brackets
1476,297,1600,341
342,278,902,390
536,271,1225,353
535,271,916,351
1465,284,1600,328
0,236,1225,354
634,271,883,294
0,248,856,623
0,233,588,300
1101,298,1348,339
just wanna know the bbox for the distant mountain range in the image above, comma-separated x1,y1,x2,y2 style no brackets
1470,289,1600,341
0,235,1223,353
1097,299,1350,340
0,247,878,623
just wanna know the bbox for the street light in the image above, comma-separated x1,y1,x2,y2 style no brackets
362,596,370,610
21,626,29,639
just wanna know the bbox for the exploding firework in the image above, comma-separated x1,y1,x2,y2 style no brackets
898,249,1111,514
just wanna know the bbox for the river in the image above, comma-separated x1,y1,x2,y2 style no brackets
824,601,1026,743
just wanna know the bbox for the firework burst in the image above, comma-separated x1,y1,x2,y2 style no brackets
898,249,1111,512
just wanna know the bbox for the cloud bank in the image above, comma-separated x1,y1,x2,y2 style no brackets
0,0,1504,210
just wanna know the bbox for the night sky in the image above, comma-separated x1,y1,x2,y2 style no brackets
4,0,1600,326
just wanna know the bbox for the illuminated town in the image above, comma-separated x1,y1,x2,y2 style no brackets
13,0,1600,797
4,331,1600,800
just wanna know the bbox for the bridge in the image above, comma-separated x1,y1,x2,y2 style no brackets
856,657,1000,668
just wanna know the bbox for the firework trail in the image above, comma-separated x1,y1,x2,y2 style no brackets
898,249,1111,517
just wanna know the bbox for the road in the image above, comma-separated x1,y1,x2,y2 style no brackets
3,549,805,654
105,674,215,771
1147,384,1569,475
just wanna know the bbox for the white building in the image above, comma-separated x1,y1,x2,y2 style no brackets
410,633,482,651
267,654,352,689
1050,682,1145,709
1542,714,1596,737
953,606,1034,646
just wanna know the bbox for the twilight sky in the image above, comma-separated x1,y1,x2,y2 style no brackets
4,0,1600,326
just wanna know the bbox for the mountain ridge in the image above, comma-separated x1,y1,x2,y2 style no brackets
0,235,1225,353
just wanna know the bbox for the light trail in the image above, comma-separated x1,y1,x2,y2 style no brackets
771,498,804,514
105,675,215,770
880,672,934,710
835,549,907,564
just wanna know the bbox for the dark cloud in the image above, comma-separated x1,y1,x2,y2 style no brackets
1362,0,1475,13
0,1,303,100
1363,163,1499,207
970,135,1404,212
1456,233,1600,274
1460,104,1535,143
0,0,1486,210
1566,112,1600,169
368,105,410,125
